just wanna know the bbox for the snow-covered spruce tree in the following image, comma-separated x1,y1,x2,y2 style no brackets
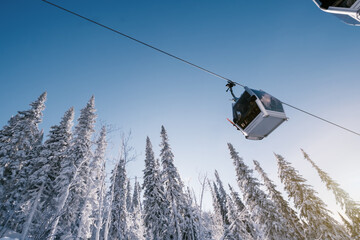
132,177,141,212
253,160,305,240
142,137,169,239
225,195,254,240
0,92,46,231
228,185,245,212
160,126,187,240
302,149,360,239
214,170,230,226
0,115,20,207
7,132,44,233
194,174,210,240
95,175,109,240
128,177,145,240
199,210,216,240
128,204,145,240
103,165,116,240
276,153,351,240
46,115,81,240
189,185,211,240
228,143,290,240
104,133,133,240
208,180,225,239
182,187,199,240
19,107,75,239
20,182,45,240
126,178,133,213
228,184,258,239
212,181,234,239
339,213,356,238
108,159,128,239
54,96,96,239
213,180,232,238
104,136,134,240
89,126,107,240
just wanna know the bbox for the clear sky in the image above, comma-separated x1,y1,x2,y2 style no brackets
1,0,360,216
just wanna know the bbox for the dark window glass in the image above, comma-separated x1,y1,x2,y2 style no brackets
333,0,356,8
320,0,338,8
319,0,355,8
251,89,284,113
233,91,251,117
233,91,261,129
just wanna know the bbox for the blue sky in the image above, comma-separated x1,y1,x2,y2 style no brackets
1,0,360,214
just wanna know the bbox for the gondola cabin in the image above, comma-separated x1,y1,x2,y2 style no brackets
312,0,360,25
231,87,287,140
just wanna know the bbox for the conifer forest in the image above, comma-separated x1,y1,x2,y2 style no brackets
0,93,359,240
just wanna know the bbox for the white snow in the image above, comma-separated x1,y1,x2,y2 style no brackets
0,227,21,240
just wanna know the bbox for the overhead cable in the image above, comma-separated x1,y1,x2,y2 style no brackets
40,0,360,137
40,0,244,87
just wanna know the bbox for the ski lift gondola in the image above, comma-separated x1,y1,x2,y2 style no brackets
312,0,360,25
226,82,287,140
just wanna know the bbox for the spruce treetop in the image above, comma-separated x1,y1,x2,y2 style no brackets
45,107,74,147
74,96,96,139
160,126,182,186
144,137,155,171
17,92,47,123
143,136,157,191
60,107,75,131
94,126,107,154
160,126,174,161
30,92,47,112
91,126,107,178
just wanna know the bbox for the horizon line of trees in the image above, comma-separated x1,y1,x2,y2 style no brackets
0,92,359,240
